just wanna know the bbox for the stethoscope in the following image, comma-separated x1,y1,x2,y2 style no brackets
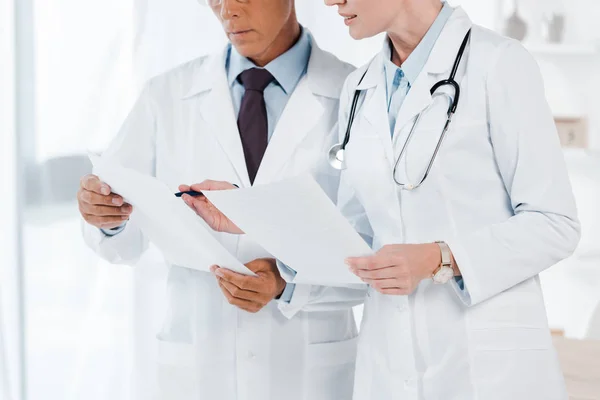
329,29,472,191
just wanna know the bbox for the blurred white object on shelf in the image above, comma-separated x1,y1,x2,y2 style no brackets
555,117,588,148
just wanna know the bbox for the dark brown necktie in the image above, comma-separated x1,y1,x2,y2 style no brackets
237,68,275,184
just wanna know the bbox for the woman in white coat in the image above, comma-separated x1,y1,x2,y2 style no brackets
77,1,364,399
324,0,580,399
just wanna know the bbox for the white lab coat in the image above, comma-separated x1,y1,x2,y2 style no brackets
337,8,580,400
82,37,365,400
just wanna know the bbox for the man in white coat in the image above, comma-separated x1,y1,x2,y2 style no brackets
77,1,363,399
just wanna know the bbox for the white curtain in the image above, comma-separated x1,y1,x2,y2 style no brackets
0,0,20,398
17,2,224,400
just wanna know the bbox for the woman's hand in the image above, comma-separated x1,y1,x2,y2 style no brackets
346,243,443,295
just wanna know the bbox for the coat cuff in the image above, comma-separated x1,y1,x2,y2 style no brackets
100,222,127,237
445,237,479,307
275,260,312,319
277,283,313,320
277,282,296,303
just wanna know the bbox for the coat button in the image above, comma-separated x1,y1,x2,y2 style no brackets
247,351,256,360
396,303,407,312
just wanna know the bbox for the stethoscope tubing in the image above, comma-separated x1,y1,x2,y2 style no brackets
331,29,472,190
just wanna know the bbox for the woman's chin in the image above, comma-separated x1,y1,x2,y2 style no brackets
348,25,379,41
348,26,365,40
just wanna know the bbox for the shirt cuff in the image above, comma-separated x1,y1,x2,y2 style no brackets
277,283,296,303
276,259,297,282
100,222,127,237
275,260,299,305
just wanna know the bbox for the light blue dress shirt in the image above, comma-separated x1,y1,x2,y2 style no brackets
383,2,466,291
383,1,453,136
103,28,312,302
227,27,312,141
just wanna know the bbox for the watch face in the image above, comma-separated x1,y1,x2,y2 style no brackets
433,266,454,284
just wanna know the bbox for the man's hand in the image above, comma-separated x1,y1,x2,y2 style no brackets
346,244,444,296
179,180,243,234
211,258,287,313
77,174,132,229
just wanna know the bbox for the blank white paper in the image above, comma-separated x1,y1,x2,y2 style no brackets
204,175,372,287
89,154,252,275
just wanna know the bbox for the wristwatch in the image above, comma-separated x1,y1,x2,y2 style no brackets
432,241,454,284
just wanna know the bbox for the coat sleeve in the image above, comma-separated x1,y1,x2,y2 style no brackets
446,41,581,306
81,81,157,265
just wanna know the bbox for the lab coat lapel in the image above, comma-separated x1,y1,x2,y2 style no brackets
253,41,339,185
358,53,395,168
393,7,473,141
392,72,434,140
184,48,252,188
253,77,323,185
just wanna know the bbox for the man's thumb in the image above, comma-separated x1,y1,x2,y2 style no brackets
245,258,274,274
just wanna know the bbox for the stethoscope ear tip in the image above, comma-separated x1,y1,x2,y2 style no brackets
328,143,347,170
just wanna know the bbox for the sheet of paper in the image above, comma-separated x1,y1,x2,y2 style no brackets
89,155,252,275
203,175,372,287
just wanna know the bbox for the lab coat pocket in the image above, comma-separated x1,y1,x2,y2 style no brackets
470,327,552,351
470,328,564,400
154,339,198,400
305,336,359,400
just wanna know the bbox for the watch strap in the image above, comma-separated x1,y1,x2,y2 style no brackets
435,241,452,268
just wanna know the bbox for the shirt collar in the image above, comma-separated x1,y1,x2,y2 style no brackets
383,1,454,88
226,26,312,95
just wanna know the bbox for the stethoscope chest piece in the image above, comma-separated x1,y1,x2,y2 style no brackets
328,143,347,170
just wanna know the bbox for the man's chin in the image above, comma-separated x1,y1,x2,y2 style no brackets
230,40,259,57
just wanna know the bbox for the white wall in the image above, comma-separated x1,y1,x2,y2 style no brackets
493,0,600,149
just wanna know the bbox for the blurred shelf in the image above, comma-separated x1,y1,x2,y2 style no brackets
525,43,599,57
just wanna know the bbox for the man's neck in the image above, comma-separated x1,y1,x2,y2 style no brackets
387,1,443,67
250,20,301,67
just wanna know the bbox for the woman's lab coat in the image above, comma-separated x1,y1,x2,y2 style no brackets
337,7,580,400
83,37,365,400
